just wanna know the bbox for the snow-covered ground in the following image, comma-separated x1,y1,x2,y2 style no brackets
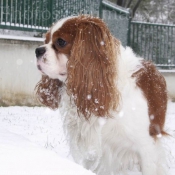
0,102,174,175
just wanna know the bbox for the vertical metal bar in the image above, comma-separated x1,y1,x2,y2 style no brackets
10,0,12,26
148,25,151,60
132,23,135,50
158,26,161,64
50,0,53,26
153,25,155,62
127,11,131,46
22,0,26,27
41,0,43,28
99,0,102,18
167,26,169,65
0,0,1,23
14,0,16,25
163,27,166,64
27,0,29,27
30,0,33,27
171,27,173,65
144,24,147,59
171,27,175,64
4,0,8,25
140,24,142,56
35,0,37,27
156,25,158,64
136,24,139,54
160,25,162,64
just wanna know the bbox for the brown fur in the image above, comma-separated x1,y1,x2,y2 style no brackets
35,75,63,109
66,16,120,118
132,61,168,137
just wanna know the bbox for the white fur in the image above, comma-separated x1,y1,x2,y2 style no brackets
37,44,68,81
58,46,167,175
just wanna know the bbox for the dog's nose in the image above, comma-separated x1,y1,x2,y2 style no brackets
35,47,46,58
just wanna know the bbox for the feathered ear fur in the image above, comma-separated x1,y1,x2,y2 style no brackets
67,16,120,118
35,75,63,109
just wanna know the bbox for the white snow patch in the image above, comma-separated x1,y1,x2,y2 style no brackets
118,111,124,117
100,41,104,45
87,95,92,100
0,102,174,175
0,107,95,175
156,133,162,138
150,115,154,120
94,99,99,104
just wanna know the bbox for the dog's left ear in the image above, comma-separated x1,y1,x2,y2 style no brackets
35,75,63,109
67,16,120,118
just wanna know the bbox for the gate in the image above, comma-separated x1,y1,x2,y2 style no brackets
129,21,175,68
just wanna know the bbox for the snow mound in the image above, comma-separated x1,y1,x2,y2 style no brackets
0,127,95,175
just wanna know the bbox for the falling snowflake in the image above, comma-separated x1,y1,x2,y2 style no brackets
87,95,92,100
100,41,104,45
95,99,99,104
150,115,154,120
118,111,124,117
156,134,162,138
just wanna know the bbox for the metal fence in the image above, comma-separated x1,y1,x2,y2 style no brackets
129,21,175,68
2,1,174,67
0,0,100,31
0,0,130,46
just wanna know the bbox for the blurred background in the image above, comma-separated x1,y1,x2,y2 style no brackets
0,0,175,106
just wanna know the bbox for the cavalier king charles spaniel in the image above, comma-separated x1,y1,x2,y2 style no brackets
35,15,168,175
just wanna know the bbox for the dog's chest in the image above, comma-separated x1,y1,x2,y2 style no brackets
59,101,139,174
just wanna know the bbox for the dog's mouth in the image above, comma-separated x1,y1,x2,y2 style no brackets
37,64,45,75
37,65,42,71
59,72,67,76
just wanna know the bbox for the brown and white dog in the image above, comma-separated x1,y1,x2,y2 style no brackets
35,15,168,175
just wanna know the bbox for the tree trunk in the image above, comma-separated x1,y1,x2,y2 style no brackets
133,0,143,17
117,0,123,6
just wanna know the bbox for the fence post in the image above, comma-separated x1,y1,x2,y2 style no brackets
99,0,103,18
127,9,132,46
49,0,53,25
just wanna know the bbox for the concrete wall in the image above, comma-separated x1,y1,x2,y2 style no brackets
0,36,174,106
160,71,175,101
0,36,44,106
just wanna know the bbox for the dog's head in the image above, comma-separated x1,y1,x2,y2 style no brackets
35,15,120,118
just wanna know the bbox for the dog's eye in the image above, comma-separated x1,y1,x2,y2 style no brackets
57,38,67,47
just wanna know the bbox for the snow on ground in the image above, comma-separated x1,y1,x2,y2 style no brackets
0,102,175,175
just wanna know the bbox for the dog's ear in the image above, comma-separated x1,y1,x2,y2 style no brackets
35,75,63,109
66,16,120,118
